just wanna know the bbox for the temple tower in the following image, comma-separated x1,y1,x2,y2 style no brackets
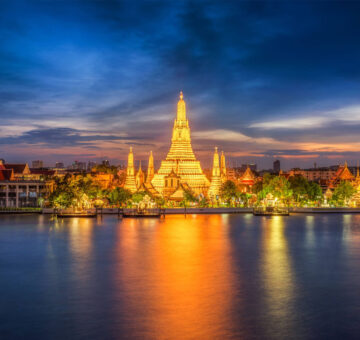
124,147,137,193
220,151,227,183
151,92,210,196
208,147,222,199
146,151,155,184
136,161,145,189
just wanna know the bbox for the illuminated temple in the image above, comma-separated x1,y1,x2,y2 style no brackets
124,92,230,199
151,92,210,198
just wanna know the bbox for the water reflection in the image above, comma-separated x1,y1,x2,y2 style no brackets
261,216,300,338
305,215,315,247
2,214,360,339
115,215,237,339
68,218,94,266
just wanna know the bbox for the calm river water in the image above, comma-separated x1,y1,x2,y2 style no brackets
1,213,360,339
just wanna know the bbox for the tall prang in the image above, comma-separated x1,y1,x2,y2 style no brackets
151,92,210,196
135,161,145,189
146,151,154,184
220,151,227,183
124,147,137,193
208,147,222,199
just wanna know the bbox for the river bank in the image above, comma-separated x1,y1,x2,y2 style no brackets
2,207,360,215
37,207,360,214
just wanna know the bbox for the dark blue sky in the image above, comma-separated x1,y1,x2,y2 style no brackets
1,0,360,169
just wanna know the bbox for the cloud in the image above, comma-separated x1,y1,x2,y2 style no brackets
0,127,143,147
1,1,360,168
250,105,360,130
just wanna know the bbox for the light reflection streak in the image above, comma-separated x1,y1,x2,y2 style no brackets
114,215,237,339
261,216,299,337
68,218,94,276
305,215,315,247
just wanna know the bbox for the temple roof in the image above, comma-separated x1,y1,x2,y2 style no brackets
0,169,14,181
239,166,255,185
169,183,192,201
327,162,355,189
4,163,29,174
338,162,354,180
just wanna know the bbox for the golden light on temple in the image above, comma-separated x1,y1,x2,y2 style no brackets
124,92,228,200
124,146,137,193
150,92,210,197
208,147,222,199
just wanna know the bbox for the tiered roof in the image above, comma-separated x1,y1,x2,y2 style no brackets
328,162,354,188
239,166,255,186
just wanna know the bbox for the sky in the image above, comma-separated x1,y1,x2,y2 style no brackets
1,0,360,170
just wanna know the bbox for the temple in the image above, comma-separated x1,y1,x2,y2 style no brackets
328,161,354,189
151,92,210,197
146,151,154,184
220,151,227,183
208,147,222,199
124,147,137,193
135,161,145,189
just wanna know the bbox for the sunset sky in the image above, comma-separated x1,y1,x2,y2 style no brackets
1,0,360,169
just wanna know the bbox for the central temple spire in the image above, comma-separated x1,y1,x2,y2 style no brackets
176,91,187,122
151,92,210,196
168,91,193,158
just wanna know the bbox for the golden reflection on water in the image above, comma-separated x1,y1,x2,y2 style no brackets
68,218,93,257
115,214,237,339
305,215,315,247
261,216,298,337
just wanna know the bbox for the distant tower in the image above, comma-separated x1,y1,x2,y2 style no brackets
273,159,280,173
136,161,145,189
208,147,222,199
220,151,227,182
124,147,137,193
146,151,155,184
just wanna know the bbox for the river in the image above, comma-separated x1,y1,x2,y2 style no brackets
1,214,360,339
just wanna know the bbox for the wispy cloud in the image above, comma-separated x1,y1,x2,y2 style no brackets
250,105,360,130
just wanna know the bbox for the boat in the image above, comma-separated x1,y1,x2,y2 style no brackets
253,206,289,216
55,210,97,218
56,213,96,218
122,208,164,218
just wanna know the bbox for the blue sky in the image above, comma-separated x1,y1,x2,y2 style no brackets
1,0,360,169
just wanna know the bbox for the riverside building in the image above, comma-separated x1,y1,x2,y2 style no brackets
0,160,51,208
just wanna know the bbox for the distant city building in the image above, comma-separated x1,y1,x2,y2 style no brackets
273,160,280,173
290,167,338,182
55,162,64,168
226,168,238,181
102,160,110,167
71,161,87,171
88,161,97,171
240,164,257,172
32,160,44,169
